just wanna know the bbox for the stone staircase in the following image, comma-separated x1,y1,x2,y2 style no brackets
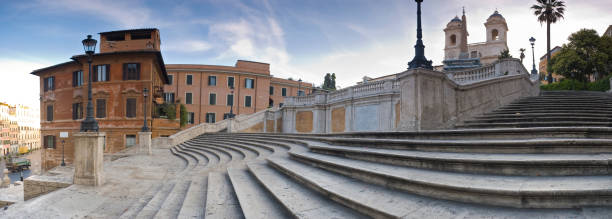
457,91,612,128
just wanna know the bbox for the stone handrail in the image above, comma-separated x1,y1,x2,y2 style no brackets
286,79,398,106
153,108,275,147
450,58,531,85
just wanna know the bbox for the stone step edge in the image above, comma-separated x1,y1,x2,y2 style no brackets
307,144,612,176
288,151,612,208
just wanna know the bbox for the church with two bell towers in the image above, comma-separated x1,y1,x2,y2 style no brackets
443,9,509,71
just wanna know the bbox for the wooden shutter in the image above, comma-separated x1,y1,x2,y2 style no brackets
53,136,56,149
72,103,77,120
43,136,47,148
136,63,141,80
96,99,106,118
105,64,111,81
47,105,53,121
126,98,136,118
51,76,55,90
44,78,48,91
123,64,128,80
93,66,98,82
73,71,77,86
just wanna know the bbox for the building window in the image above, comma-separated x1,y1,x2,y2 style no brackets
450,34,457,45
279,103,284,108
73,70,83,87
164,92,175,103
245,96,252,107
131,31,151,40
281,88,287,97
223,113,231,120
209,93,216,105
126,98,137,118
106,33,125,41
298,90,305,96
208,76,217,86
44,135,56,149
188,112,195,124
245,78,254,89
168,75,173,85
227,94,234,106
44,76,55,92
126,135,136,147
470,51,478,58
96,99,106,118
492,29,499,41
123,63,140,80
227,76,235,88
94,64,110,82
72,102,83,120
269,86,274,95
185,93,193,104
46,105,53,121
186,75,193,85
205,113,215,123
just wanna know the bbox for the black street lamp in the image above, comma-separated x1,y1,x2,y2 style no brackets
529,37,538,76
408,0,433,70
229,86,235,118
142,87,150,132
80,35,99,132
61,140,65,166
298,79,302,96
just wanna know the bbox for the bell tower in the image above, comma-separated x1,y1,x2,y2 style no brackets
485,11,508,43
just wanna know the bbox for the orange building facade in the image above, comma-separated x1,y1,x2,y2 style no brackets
164,61,313,128
33,29,178,170
34,28,313,170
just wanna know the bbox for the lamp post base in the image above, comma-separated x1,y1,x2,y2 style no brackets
73,132,105,186
80,119,99,132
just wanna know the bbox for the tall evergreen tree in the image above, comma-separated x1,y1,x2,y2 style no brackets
330,73,337,91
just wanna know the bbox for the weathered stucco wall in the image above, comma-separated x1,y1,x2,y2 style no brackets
331,107,345,133
295,111,313,133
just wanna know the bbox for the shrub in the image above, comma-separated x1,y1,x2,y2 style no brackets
180,104,188,127
540,75,611,91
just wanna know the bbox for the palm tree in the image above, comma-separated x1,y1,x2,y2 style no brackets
531,0,565,84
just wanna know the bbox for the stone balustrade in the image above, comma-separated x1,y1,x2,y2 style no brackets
449,58,527,85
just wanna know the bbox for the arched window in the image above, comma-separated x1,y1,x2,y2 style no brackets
450,34,457,45
492,29,499,41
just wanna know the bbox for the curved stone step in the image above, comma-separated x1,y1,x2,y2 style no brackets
288,151,612,208
193,138,277,158
182,144,221,168
177,175,207,219
174,145,200,167
153,180,192,218
457,121,612,128
493,109,612,114
118,183,164,219
464,116,612,123
306,142,612,176
184,142,232,165
205,172,244,219
134,181,177,218
177,144,209,166
272,136,612,154
246,162,366,218
265,156,608,218
228,167,291,219
194,140,257,161
477,112,612,119
169,147,188,170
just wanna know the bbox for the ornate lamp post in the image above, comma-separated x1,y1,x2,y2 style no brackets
142,87,150,132
80,35,99,132
298,79,302,96
61,139,66,166
529,37,538,76
408,0,433,70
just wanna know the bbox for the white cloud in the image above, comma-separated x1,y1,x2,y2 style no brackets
0,59,49,108
163,40,212,53
30,0,153,28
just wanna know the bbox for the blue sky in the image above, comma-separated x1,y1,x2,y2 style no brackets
1,0,611,108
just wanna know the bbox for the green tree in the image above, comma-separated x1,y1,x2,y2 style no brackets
330,73,337,91
321,73,337,91
498,49,513,59
179,104,188,127
531,0,566,84
550,29,609,84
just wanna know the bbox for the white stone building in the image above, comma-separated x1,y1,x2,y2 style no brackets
444,10,509,67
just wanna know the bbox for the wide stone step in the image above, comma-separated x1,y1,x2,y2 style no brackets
183,145,221,168
307,142,612,176
464,116,612,123
153,180,191,218
493,107,612,113
476,112,612,119
271,136,612,154
118,183,164,219
289,151,612,208
228,167,291,219
205,172,244,219
194,140,258,161
135,181,177,218
177,176,207,218
178,144,210,166
266,156,612,218
246,162,365,218
457,121,612,128
184,142,232,165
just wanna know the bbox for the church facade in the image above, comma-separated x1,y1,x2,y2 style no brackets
443,10,509,71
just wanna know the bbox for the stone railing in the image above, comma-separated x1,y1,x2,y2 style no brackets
285,79,398,106
152,108,276,147
449,58,529,85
